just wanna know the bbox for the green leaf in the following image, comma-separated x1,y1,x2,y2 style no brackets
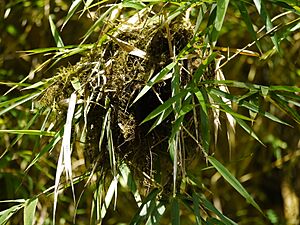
171,197,180,225
0,204,23,225
141,89,189,124
49,15,64,47
62,0,82,30
25,130,63,171
236,1,262,52
130,189,160,225
196,194,237,225
209,93,264,145
211,0,229,45
145,202,166,225
122,0,146,10
253,0,280,52
192,53,217,84
0,92,41,117
269,92,300,124
0,129,56,136
207,156,263,214
195,88,210,153
81,5,118,44
192,193,202,225
148,106,173,133
24,198,38,225
133,62,177,105
209,88,290,126
269,85,300,92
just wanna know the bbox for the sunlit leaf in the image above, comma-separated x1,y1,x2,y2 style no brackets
0,130,56,136
141,89,189,124
130,189,160,225
62,0,82,30
253,0,280,52
132,62,177,105
0,204,23,225
211,0,229,45
24,198,38,225
49,15,64,48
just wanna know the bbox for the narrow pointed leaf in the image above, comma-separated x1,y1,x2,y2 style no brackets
49,15,64,47
171,198,180,225
24,198,38,225
211,0,229,45
253,0,280,52
62,0,82,30
0,130,56,136
142,90,189,124
208,156,263,214
133,62,176,105
236,1,262,52
0,204,23,225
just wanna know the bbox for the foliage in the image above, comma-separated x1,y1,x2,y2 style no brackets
0,0,300,224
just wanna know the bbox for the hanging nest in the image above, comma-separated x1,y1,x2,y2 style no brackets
38,14,217,195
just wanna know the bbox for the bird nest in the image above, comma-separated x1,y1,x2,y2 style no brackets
38,15,216,194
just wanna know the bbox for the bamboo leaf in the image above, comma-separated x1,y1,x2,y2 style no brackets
148,106,173,133
130,189,160,225
25,130,63,171
24,198,38,225
171,197,180,225
195,88,210,153
209,93,264,145
80,5,118,44
141,90,189,124
132,62,177,105
0,92,41,117
145,202,166,225
0,204,23,225
192,193,202,225
211,0,229,45
196,193,237,225
62,0,82,30
207,156,263,214
236,1,262,52
49,15,64,47
0,130,56,136
269,92,300,124
253,0,280,52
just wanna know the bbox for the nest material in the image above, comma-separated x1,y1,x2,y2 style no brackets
39,17,217,193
